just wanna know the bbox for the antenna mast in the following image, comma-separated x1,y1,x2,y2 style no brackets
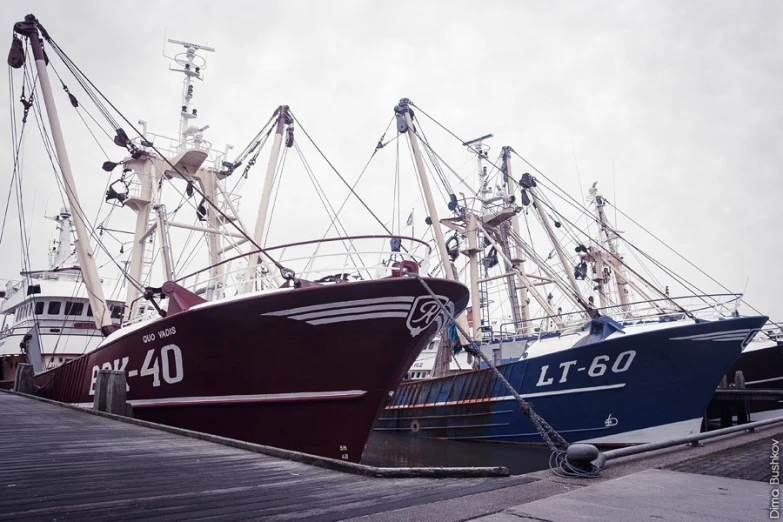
47,207,74,269
167,39,215,150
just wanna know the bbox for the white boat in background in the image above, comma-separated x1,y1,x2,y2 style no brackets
0,208,125,378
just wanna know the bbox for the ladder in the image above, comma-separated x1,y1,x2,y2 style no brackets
139,217,157,287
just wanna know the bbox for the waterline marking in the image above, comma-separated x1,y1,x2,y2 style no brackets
772,438,780,520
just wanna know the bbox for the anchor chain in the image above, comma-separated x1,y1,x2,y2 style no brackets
408,273,569,453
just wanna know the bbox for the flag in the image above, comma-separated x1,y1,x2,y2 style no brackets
406,210,414,227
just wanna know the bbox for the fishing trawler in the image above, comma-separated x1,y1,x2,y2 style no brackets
0,208,127,379
706,329,783,423
3,15,469,462
371,101,768,445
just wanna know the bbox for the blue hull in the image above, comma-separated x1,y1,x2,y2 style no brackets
376,316,768,444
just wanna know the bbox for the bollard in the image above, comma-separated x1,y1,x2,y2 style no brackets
93,370,108,412
13,363,34,394
93,369,128,416
565,443,600,472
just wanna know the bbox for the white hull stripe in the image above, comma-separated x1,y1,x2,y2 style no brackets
580,417,703,444
388,383,625,409
746,375,783,386
72,390,367,409
307,312,409,325
263,296,415,317
291,304,411,321
670,328,750,341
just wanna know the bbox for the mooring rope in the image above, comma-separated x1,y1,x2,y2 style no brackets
408,273,569,453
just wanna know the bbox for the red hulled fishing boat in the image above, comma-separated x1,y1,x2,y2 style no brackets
3,15,469,462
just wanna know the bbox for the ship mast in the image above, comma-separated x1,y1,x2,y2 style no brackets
13,17,113,334
394,99,474,375
395,100,457,282
168,40,225,299
244,106,291,292
587,183,669,313
523,176,585,303
122,157,155,319
589,183,631,311
465,145,564,330
500,148,531,334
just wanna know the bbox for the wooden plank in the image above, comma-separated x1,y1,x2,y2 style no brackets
0,392,529,521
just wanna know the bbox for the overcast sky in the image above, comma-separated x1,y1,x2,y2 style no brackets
1,0,781,320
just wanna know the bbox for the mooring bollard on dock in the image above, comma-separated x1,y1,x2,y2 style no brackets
93,369,129,416
13,363,33,394
565,443,601,472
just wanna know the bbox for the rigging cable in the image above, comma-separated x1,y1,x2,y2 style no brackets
36,25,297,283
314,118,396,241
510,149,719,304
24,56,146,307
290,112,395,236
605,200,782,330
293,142,370,279
408,100,727,318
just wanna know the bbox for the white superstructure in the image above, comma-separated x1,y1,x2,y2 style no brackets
0,209,124,379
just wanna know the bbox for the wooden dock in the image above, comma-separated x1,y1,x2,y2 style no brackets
0,392,534,521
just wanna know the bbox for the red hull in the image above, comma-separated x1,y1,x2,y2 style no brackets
29,277,469,462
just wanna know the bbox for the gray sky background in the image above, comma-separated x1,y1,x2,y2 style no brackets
1,0,781,320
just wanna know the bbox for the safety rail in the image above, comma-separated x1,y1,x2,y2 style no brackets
496,293,745,341
132,131,229,169
3,271,121,301
121,307,163,327
173,235,433,301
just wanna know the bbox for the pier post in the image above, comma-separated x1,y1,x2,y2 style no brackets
93,369,128,416
734,371,749,426
13,363,33,394
719,374,732,428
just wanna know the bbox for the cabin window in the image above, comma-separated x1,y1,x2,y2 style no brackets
64,301,84,316
35,302,44,315
48,301,61,315
110,305,124,319
86,305,92,317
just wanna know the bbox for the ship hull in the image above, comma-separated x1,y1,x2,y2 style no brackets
27,277,469,462
706,340,783,423
376,316,766,445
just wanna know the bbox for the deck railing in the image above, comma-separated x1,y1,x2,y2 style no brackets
495,293,745,342
173,235,433,300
